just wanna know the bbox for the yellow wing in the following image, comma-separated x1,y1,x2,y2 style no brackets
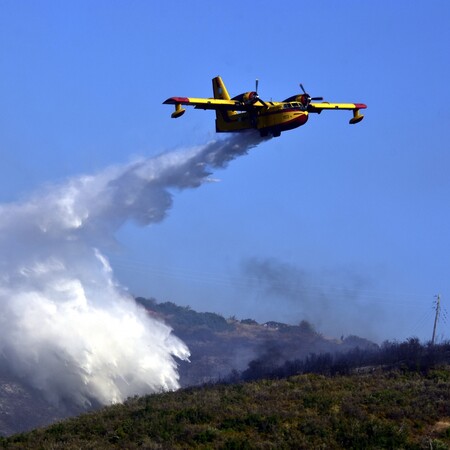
309,102,367,124
163,96,265,118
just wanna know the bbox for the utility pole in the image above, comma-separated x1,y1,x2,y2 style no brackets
431,294,441,345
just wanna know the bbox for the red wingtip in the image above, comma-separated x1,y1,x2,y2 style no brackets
163,97,190,105
354,103,367,109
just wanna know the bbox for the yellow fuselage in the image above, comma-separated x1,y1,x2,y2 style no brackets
216,103,308,136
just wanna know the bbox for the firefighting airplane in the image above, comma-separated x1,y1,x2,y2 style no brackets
163,76,366,137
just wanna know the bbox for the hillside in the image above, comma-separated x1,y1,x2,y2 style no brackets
0,297,376,436
0,370,85,438
136,298,377,387
2,368,450,449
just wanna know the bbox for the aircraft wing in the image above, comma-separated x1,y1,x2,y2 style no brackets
163,97,265,112
308,102,367,113
308,102,367,124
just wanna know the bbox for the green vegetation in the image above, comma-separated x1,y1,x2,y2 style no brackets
3,299,448,447
2,368,450,449
136,298,232,332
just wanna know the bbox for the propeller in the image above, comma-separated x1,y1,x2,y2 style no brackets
254,78,268,107
299,83,323,105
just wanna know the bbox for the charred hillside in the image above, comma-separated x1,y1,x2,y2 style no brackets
136,297,377,386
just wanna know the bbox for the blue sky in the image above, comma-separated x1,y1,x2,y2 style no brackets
1,1,450,342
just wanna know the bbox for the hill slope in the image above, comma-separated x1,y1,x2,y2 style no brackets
3,368,450,449
0,297,376,436
137,298,377,387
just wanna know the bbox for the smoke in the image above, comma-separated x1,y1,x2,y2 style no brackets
242,257,382,339
0,132,264,407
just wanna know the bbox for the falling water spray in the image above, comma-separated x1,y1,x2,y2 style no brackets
0,132,265,407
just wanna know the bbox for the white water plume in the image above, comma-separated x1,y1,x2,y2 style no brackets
0,132,264,407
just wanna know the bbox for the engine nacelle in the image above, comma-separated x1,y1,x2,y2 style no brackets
232,91,259,105
283,94,310,107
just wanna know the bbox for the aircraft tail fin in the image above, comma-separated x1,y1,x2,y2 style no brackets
212,76,232,100
212,76,237,131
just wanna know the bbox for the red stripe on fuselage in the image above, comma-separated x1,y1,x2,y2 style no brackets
279,113,308,130
260,111,308,133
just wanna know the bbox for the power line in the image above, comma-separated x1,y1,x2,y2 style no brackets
108,255,444,307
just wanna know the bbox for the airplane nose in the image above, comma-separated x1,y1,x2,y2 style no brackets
297,112,309,126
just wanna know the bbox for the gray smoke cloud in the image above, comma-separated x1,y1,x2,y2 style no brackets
0,132,264,407
242,257,382,339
